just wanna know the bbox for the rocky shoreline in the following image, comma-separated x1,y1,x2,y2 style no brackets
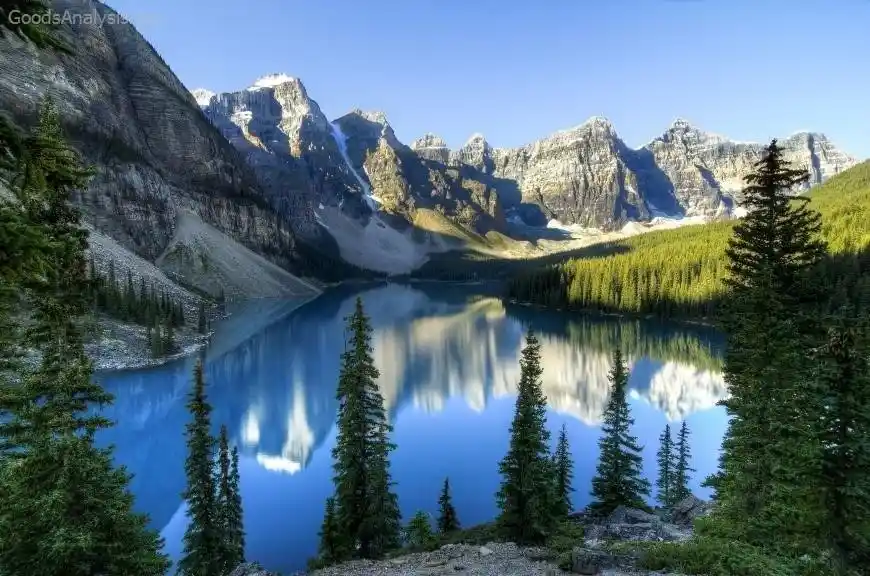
85,315,212,372
229,496,711,576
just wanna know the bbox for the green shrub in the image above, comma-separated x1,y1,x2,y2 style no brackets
404,510,437,552
546,520,585,557
437,521,500,546
634,537,840,576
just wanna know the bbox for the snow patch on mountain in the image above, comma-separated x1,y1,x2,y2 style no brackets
248,73,296,90
191,88,215,107
329,121,380,209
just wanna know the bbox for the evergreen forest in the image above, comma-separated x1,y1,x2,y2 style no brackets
507,160,870,320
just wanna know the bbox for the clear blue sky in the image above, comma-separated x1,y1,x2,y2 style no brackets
108,0,869,158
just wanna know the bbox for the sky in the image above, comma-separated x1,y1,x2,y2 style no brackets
107,0,870,159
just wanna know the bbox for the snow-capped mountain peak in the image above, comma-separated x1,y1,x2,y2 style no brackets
191,88,215,107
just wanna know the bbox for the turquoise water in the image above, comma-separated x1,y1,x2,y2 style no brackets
93,282,728,573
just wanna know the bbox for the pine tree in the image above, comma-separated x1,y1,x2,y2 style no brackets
150,318,164,358
496,329,554,544
671,421,694,504
330,297,401,560
198,301,207,333
404,511,435,551
124,270,135,320
227,446,245,567
317,497,342,564
815,317,870,570
0,99,168,574
655,424,675,508
715,141,828,551
437,477,460,535
589,349,651,516
552,423,575,518
162,316,176,355
215,425,233,575
178,360,220,576
217,288,226,315
0,434,170,576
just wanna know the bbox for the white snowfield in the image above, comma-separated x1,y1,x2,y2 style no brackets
155,209,320,299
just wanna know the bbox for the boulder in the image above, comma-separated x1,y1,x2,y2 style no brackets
570,547,622,574
671,494,714,527
606,506,659,525
584,506,692,543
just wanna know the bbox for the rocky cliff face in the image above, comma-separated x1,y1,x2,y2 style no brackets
197,81,510,239
409,117,858,230
0,0,323,295
639,119,857,219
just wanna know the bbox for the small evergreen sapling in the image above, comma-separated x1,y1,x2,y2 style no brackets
437,477,460,535
405,511,436,551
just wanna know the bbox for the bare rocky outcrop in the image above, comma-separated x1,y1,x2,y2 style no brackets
670,494,714,527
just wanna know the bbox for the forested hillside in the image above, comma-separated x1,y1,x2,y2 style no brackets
506,161,870,318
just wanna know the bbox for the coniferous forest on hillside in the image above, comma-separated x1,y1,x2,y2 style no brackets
506,161,870,320
1,3,869,576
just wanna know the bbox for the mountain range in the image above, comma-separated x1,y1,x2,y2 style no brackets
0,0,859,290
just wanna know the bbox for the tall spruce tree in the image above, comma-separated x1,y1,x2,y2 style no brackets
496,329,554,544
437,477,460,535
814,316,870,570
198,301,207,333
0,100,168,574
655,424,674,508
227,446,245,567
329,297,401,560
589,349,650,516
552,423,574,518
215,425,233,574
0,434,171,576
671,421,694,505
715,140,828,551
178,360,219,576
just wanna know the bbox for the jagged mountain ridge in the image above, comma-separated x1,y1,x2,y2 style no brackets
0,0,855,281
197,73,856,231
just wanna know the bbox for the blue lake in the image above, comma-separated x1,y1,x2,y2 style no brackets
93,282,729,574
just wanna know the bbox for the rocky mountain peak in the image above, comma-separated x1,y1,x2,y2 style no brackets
450,133,492,173
411,133,450,163
411,133,449,151
248,73,296,90
669,117,695,131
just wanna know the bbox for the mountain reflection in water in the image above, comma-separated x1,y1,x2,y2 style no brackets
94,282,728,574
